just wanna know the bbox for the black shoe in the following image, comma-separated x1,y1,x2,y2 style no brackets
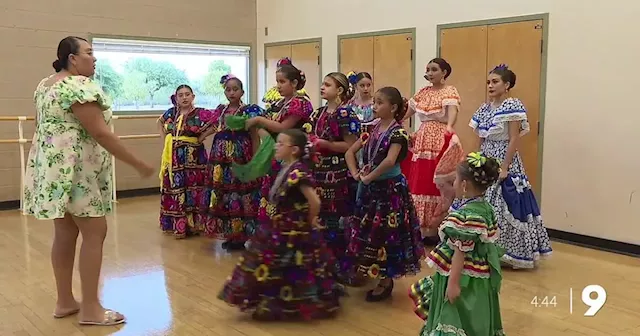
422,236,440,246
221,241,231,249
365,279,394,302
228,241,246,251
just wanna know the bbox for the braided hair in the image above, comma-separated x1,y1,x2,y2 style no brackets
326,72,354,103
457,152,501,192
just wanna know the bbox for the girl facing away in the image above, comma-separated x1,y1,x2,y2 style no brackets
409,152,505,336
219,129,341,321
199,75,264,250
158,85,213,238
308,72,361,284
345,87,425,302
470,64,552,269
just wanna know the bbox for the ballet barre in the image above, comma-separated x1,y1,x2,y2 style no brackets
0,114,161,214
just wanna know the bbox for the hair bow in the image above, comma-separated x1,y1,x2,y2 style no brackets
347,71,358,85
467,152,487,168
277,57,292,67
220,74,236,87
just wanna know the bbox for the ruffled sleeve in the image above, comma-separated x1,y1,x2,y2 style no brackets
441,86,461,106
469,98,530,139
240,104,265,118
389,127,410,163
281,96,313,122
336,106,361,137
160,107,175,123
439,209,496,253
285,162,315,189
408,87,429,112
197,108,215,126
58,76,111,111
492,98,529,136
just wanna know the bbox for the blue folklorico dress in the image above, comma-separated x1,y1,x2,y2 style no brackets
469,97,552,269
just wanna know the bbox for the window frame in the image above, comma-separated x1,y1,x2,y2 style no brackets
88,34,253,115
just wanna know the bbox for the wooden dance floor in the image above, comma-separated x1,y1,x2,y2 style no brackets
0,196,638,336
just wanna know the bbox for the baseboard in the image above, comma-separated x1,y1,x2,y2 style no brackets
0,187,160,211
3,190,639,258
547,228,640,258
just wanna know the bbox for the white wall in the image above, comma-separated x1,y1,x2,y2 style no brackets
256,0,640,244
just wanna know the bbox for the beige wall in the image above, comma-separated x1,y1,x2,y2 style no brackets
0,0,257,201
256,0,640,244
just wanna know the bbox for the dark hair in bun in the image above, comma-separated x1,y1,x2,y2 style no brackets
457,152,501,192
376,86,407,122
490,64,517,90
53,36,88,72
428,58,452,79
276,58,306,90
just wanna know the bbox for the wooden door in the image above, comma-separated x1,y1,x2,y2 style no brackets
264,44,291,97
373,33,414,130
339,36,374,76
439,25,489,153
487,20,543,192
291,42,321,108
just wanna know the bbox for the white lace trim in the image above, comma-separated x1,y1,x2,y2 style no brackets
423,322,505,336
427,258,491,279
469,98,530,140
439,220,499,244
501,250,552,269
442,98,459,106
411,98,449,123
470,112,530,140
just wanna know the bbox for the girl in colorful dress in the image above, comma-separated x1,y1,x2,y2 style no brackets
401,58,465,246
310,72,361,283
346,71,375,128
345,87,424,302
199,75,264,250
470,64,552,269
158,85,214,238
409,152,505,336
219,129,341,320
243,59,314,219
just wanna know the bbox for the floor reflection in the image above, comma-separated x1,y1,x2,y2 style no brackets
99,270,173,335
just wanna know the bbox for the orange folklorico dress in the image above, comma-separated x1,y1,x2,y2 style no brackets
400,85,465,237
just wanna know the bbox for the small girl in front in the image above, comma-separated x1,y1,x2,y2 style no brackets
345,87,424,302
219,129,340,320
409,152,505,336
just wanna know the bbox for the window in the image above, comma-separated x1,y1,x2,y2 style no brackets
92,37,250,113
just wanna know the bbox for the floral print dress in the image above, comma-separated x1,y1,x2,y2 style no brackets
219,161,340,320
24,75,113,219
346,122,425,280
470,98,552,268
309,104,360,280
203,104,264,244
159,107,214,238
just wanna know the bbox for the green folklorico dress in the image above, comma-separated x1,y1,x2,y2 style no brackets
409,199,506,336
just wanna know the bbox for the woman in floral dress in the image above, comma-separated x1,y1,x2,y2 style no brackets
24,36,153,326
158,85,214,238
199,75,264,250
401,58,465,245
470,64,552,269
